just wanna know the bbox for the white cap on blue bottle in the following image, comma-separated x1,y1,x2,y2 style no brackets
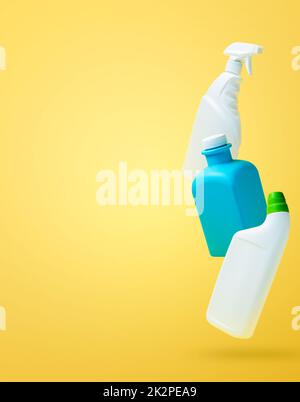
202,134,228,151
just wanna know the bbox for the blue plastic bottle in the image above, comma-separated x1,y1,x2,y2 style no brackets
192,134,266,257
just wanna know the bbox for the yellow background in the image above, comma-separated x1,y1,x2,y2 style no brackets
0,0,299,381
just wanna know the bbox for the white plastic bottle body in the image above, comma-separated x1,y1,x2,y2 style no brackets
183,72,241,172
207,212,290,339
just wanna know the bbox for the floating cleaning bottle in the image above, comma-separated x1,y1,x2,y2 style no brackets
184,42,263,173
192,134,266,257
207,192,290,339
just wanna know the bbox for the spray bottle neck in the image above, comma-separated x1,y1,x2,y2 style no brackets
225,59,242,75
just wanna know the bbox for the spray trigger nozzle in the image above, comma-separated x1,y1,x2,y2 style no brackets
245,57,252,75
224,42,263,75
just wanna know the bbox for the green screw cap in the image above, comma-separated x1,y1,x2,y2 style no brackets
267,192,289,214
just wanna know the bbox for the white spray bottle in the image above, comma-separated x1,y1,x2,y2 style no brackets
183,42,263,173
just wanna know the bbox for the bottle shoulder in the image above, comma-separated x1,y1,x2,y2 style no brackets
207,72,241,97
233,213,290,249
200,160,258,180
232,159,257,169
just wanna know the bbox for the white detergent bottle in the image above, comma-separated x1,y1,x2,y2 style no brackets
183,42,263,173
207,192,290,339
